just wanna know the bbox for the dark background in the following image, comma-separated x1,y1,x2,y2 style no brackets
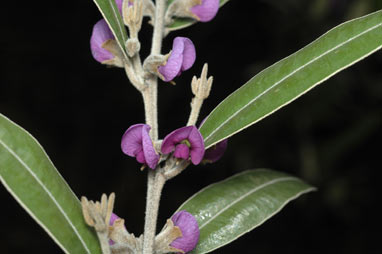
1,0,382,253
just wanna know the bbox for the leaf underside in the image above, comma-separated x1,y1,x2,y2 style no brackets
0,113,101,254
177,169,316,254
200,10,382,149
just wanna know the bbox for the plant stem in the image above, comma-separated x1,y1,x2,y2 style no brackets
145,0,166,141
143,171,166,254
96,232,111,254
187,97,204,126
142,1,167,254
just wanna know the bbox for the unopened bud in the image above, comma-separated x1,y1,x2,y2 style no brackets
170,210,200,253
126,38,141,57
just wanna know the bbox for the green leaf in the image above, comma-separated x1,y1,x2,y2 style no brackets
0,113,101,254
177,169,315,254
200,10,382,149
93,0,128,58
167,0,230,31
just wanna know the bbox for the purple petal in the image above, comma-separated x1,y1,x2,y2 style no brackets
161,126,194,154
141,125,160,169
173,144,190,160
190,0,219,22
187,127,205,165
90,19,115,63
115,0,123,13
171,211,200,253
158,39,184,82
203,139,227,163
136,150,146,164
121,124,146,157
158,37,195,82
178,37,196,72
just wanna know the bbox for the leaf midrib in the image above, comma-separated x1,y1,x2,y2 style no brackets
198,176,297,229
204,22,382,145
0,138,90,254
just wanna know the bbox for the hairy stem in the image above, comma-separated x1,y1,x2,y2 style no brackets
143,171,166,254
145,0,166,141
96,232,111,254
142,1,167,254
187,97,204,126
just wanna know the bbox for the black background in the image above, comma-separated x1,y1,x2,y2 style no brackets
1,0,382,253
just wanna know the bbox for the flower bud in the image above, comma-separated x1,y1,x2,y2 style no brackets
203,139,228,163
170,211,200,253
190,0,219,22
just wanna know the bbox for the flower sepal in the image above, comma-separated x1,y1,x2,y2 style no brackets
165,0,202,24
101,39,125,67
165,0,219,24
143,54,170,81
109,218,143,252
155,219,185,254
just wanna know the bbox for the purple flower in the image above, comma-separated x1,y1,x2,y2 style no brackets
190,0,219,22
161,126,205,165
90,19,116,63
158,37,196,82
121,124,160,169
170,210,200,253
203,139,228,163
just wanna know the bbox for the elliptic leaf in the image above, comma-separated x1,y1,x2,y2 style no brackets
0,113,101,254
200,10,382,149
177,169,315,254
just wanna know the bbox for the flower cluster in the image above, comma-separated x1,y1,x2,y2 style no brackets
87,1,225,253
121,123,227,169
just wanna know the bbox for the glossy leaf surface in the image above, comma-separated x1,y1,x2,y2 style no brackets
177,169,315,254
200,10,382,148
167,0,230,31
93,0,128,58
0,113,101,254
